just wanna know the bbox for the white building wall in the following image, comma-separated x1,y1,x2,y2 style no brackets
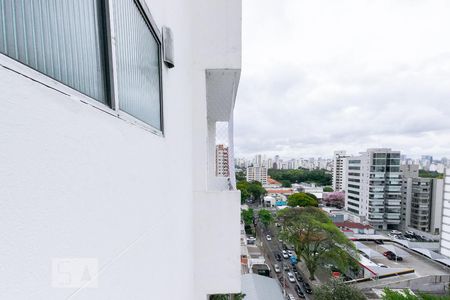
0,0,242,299
441,169,450,257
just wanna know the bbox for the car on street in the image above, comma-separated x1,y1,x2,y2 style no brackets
287,293,296,300
374,240,384,244
284,264,290,272
405,230,414,236
287,272,296,283
282,250,289,259
377,263,388,268
266,235,272,241
295,285,305,298
390,230,402,235
274,264,281,273
302,282,313,294
296,273,304,282
275,253,282,261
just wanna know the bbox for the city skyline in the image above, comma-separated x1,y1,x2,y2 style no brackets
234,0,450,159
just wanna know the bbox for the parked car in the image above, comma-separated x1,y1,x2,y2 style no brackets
296,273,304,282
405,230,414,236
282,250,289,259
287,272,296,283
390,230,402,235
377,263,388,268
275,253,282,261
287,293,296,300
274,264,281,273
302,282,313,294
288,250,293,257
295,285,306,298
284,264,290,272
374,239,384,244
384,251,403,261
266,235,272,241
383,251,394,257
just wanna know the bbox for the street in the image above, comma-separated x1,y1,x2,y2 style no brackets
255,213,314,300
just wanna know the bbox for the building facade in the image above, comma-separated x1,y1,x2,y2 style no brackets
344,149,402,230
0,0,242,299
216,144,230,177
246,166,268,185
440,169,450,257
332,150,349,191
401,165,443,235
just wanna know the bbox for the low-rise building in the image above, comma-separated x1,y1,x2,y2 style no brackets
247,166,268,185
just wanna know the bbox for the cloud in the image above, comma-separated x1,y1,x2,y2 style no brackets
234,0,450,159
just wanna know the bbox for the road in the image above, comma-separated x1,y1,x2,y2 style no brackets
256,218,314,300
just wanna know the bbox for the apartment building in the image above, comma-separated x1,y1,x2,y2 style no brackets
216,144,230,177
246,166,268,185
440,170,450,257
0,1,241,299
401,165,444,235
333,150,349,192
344,149,402,230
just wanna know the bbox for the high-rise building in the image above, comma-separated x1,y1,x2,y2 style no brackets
216,144,230,177
344,148,402,230
246,166,268,185
440,169,450,257
401,164,444,234
0,0,242,298
332,151,349,192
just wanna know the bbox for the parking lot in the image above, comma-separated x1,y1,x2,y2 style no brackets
361,241,449,277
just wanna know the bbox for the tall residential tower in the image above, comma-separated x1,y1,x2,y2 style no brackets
332,150,349,192
345,148,402,230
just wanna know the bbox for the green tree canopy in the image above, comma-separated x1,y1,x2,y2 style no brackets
315,279,366,300
323,186,334,192
237,180,266,204
258,209,274,227
278,207,357,280
287,192,319,207
235,171,246,182
268,169,332,186
237,181,251,204
382,288,450,300
241,208,254,226
247,181,266,201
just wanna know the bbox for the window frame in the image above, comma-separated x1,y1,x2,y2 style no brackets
105,0,165,135
0,0,165,136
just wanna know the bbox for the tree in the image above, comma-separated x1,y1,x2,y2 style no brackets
278,207,357,280
287,192,318,207
241,208,254,226
382,288,450,300
281,180,292,187
268,169,332,186
237,180,267,204
235,171,246,182
323,191,345,208
315,279,365,300
323,186,334,192
247,181,266,202
237,180,251,204
258,209,273,227
210,294,246,300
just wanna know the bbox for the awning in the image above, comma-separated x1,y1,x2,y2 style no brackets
412,248,446,260
435,258,450,266
354,241,369,250
359,247,383,259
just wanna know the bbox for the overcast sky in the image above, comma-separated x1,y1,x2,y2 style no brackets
234,0,450,160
